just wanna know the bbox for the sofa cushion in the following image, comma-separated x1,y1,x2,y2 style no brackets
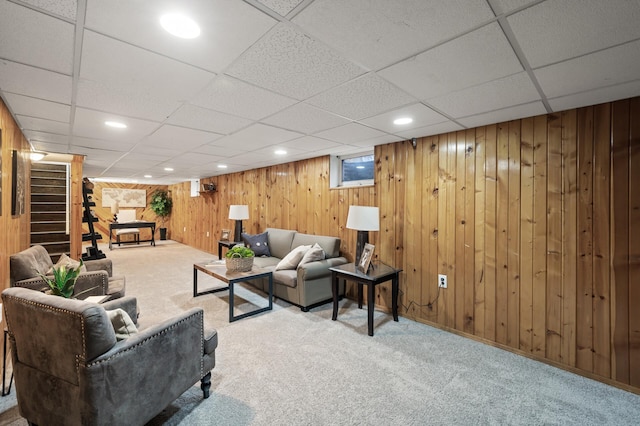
291,233,341,258
275,245,311,270
241,232,271,257
300,243,325,265
265,228,297,259
106,308,138,341
273,270,298,288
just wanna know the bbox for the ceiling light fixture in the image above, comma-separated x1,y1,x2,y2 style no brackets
160,13,201,39
218,164,228,169
105,121,127,129
144,174,152,178
164,167,174,171
394,117,413,125
275,149,287,155
30,151,46,161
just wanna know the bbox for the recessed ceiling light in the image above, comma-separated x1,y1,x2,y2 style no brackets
144,174,152,178
160,13,201,39
105,121,127,129
164,167,174,171
275,149,287,155
218,164,228,169
394,117,413,125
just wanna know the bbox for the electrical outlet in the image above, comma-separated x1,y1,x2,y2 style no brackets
438,274,447,289
206,231,209,237
183,227,186,232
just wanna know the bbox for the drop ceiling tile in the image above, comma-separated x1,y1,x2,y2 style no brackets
427,72,540,118
2,93,70,122
142,125,222,150
508,0,640,68
20,0,77,20
73,108,159,141
490,0,539,15
0,60,72,104
71,147,125,162
262,103,350,134
279,136,343,152
167,104,252,135
379,23,523,100
16,115,68,134
23,130,69,145
227,23,365,100
0,1,74,74
395,121,464,139
69,136,136,152
77,31,215,121
192,143,246,158
257,0,304,16
211,123,303,150
30,141,69,153
85,0,276,73
191,75,297,121
130,145,181,159
293,0,495,70
170,152,224,166
314,123,388,144
457,101,546,128
548,80,640,113
347,133,400,147
534,40,640,99
307,73,416,120
359,103,447,134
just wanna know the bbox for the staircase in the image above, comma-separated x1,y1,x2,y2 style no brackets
30,162,70,262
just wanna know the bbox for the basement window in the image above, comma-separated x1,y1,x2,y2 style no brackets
330,152,374,188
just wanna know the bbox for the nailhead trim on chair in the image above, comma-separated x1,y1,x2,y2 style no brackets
87,310,204,366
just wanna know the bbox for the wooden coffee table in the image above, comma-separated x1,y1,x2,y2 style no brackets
193,262,273,322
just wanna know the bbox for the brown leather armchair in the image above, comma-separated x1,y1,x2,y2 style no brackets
9,245,125,301
2,287,218,426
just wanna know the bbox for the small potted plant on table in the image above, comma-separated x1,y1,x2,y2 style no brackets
225,246,255,272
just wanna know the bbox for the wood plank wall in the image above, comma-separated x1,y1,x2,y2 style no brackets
170,97,639,394
0,97,31,293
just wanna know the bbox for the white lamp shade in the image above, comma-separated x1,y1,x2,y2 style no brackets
346,206,379,231
229,205,249,220
110,201,120,214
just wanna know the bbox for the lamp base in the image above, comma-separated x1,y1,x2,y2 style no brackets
233,220,243,243
355,230,369,265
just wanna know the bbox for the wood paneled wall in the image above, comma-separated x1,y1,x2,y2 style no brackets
172,97,639,394
0,97,31,292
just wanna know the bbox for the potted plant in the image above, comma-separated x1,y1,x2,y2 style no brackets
225,246,255,272
37,260,84,298
150,190,173,240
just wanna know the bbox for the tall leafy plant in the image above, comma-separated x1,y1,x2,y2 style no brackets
150,190,173,228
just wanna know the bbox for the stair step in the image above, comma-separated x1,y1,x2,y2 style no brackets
32,212,66,221
31,232,70,244
32,222,67,232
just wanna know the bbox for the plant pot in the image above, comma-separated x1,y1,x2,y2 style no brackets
159,228,168,240
225,256,253,273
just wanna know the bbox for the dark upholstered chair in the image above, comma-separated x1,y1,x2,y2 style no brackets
2,287,218,426
9,245,125,301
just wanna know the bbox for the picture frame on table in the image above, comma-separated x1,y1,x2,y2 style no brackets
357,243,375,273
220,229,231,241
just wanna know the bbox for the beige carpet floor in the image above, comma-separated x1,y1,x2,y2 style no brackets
1,240,640,425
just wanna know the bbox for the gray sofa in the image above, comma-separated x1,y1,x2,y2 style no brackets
249,228,348,311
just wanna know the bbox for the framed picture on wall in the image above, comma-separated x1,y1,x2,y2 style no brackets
220,229,231,241
357,243,375,273
11,149,25,216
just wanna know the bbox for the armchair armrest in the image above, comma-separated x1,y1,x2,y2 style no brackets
84,258,113,277
73,271,110,299
101,296,139,324
298,257,348,281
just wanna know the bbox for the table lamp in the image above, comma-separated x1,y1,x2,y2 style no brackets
229,205,249,242
111,201,119,222
346,205,379,265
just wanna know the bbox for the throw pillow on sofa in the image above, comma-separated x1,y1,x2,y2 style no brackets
299,243,325,265
106,308,138,341
241,232,271,256
47,253,88,274
275,245,311,270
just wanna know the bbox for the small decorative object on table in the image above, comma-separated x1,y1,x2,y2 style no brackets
357,243,375,273
225,246,255,272
220,229,231,241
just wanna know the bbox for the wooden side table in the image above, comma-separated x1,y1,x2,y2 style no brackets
330,262,402,336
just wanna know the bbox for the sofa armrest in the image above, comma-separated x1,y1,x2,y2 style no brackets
73,271,110,299
298,257,348,281
101,296,139,324
85,258,113,277
12,277,49,292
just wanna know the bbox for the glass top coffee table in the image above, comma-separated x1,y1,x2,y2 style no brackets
193,262,273,322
